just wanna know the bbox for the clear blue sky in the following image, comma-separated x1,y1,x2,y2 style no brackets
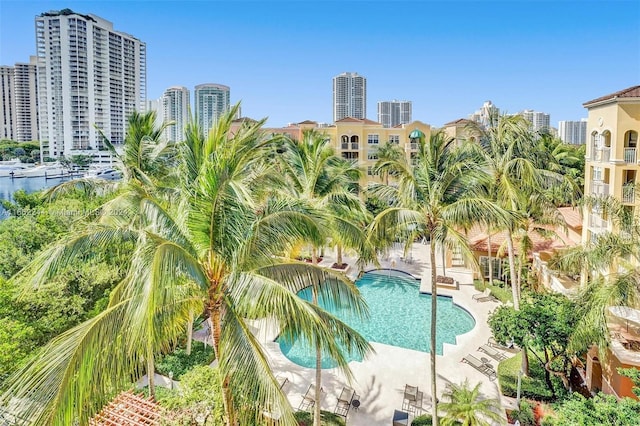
1,0,639,127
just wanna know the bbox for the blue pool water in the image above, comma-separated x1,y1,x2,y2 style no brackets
278,270,475,369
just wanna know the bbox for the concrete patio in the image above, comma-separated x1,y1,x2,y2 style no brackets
250,242,515,425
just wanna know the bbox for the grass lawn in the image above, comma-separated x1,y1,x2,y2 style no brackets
473,279,513,304
497,351,566,402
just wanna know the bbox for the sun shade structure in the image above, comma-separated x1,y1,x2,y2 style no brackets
89,391,163,425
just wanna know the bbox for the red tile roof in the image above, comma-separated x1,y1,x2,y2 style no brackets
558,207,583,230
90,391,163,425
443,118,474,126
583,85,640,107
335,117,381,125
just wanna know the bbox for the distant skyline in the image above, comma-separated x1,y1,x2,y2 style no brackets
1,0,639,128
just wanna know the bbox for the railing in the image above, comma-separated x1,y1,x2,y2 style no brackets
591,181,610,196
624,147,637,163
341,143,349,150
593,147,611,162
410,143,418,150
622,185,635,204
589,213,608,230
351,143,359,150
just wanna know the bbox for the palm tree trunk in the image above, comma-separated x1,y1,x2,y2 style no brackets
337,244,343,266
441,244,446,277
210,295,234,426
146,345,155,398
487,230,493,286
186,309,194,355
312,248,322,426
429,239,439,426
506,232,520,310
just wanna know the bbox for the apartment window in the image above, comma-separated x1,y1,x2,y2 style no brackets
592,166,603,182
367,134,379,144
367,151,378,160
389,135,400,144
625,130,638,148
480,256,502,280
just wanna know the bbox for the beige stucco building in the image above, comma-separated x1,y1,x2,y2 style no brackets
581,85,640,400
242,117,432,187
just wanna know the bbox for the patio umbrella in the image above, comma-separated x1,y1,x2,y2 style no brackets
608,305,640,331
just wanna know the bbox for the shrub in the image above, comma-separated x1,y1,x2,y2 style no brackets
509,400,536,426
156,340,215,379
293,410,346,426
410,415,453,425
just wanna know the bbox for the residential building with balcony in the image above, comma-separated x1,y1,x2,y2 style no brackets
377,100,412,128
0,66,16,140
521,109,551,132
333,72,366,122
195,83,230,136
237,117,431,187
162,86,190,142
558,119,587,145
35,9,146,163
581,85,640,400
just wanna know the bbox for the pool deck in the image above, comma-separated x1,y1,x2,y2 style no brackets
251,243,516,425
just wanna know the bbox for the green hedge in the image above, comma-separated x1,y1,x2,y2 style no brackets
411,414,458,425
294,410,346,426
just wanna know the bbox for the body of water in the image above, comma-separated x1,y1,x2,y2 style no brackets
278,270,476,369
0,176,70,219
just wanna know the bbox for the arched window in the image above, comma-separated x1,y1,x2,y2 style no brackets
602,130,611,148
340,135,349,150
591,131,599,148
625,130,638,148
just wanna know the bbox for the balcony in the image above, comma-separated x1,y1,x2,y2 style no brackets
341,143,349,150
592,147,611,162
589,213,608,230
622,185,636,204
608,306,640,364
410,143,418,150
351,143,359,150
591,181,610,197
624,148,637,164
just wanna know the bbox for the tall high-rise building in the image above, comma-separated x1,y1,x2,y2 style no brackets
333,72,366,122
377,100,412,128
0,66,16,140
162,86,190,142
469,101,499,128
35,9,146,162
195,83,230,135
14,57,40,142
521,109,551,132
558,119,587,145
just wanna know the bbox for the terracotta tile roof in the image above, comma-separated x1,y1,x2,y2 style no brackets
335,117,381,125
466,221,579,257
89,391,163,425
297,120,318,125
231,117,258,123
443,118,474,126
558,207,583,230
583,85,640,107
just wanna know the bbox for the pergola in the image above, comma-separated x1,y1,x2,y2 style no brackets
89,391,164,425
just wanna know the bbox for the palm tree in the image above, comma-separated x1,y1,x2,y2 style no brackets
438,380,503,426
373,140,403,185
276,129,374,425
551,195,640,356
368,130,511,425
468,115,555,310
1,105,370,426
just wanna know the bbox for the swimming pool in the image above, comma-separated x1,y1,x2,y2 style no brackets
277,270,475,369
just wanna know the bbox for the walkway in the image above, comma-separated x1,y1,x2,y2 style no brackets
253,243,513,425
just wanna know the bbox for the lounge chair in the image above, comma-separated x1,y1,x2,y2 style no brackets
298,384,322,411
276,374,289,390
472,288,491,300
488,336,515,350
478,344,508,361
334,386,354,417
461,354,497,380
